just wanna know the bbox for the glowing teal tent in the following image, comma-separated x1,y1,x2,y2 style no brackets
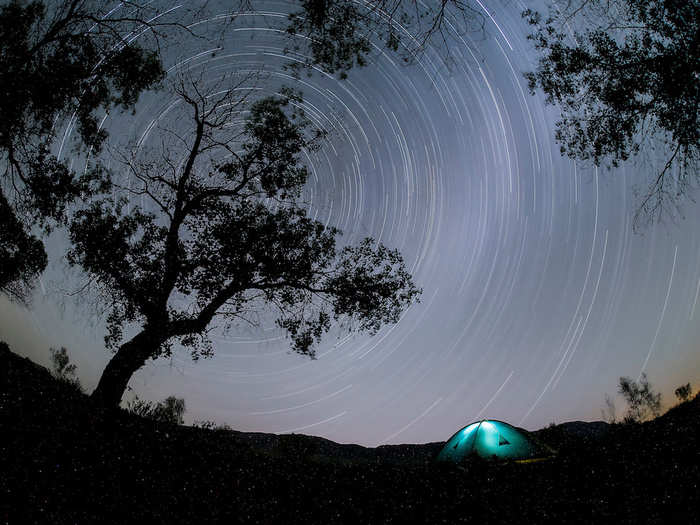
437,419,552,462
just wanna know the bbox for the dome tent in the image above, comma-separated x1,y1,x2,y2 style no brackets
437,419,552,462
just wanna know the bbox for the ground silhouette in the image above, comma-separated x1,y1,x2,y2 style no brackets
1,341,698,523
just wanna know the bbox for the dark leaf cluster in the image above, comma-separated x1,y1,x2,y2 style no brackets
0,0,166,173
674,382,692,402
68,83,420,405
126,394,186,425
49,345,83,392
524,0,700,226
0,190,46,304
0,0,166,299
286,0,482,78
618,373,662,423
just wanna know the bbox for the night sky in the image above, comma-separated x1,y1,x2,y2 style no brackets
2,0,699,446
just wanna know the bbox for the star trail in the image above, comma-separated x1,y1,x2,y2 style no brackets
2,0,699,447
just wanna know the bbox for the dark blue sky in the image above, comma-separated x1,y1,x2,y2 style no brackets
1,0,699,446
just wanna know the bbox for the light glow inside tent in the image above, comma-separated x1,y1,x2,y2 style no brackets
437,419,545,462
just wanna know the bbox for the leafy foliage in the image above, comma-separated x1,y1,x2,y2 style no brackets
0,0,166,299
674,382,692,402
125,395,186,425
287,0,373,78
68,79,421,406
523,0,700,227
49,346,82,392
618,373,662,423
286,0,482,78
192,420,232,432
0,191,47,304
0,0,164,158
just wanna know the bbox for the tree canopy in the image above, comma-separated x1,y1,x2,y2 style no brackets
0,0,479,302
524,0,700,227
0,0,425,410
68,79,421,407
0,190,47,304
0,0,167,301
286,0,483,77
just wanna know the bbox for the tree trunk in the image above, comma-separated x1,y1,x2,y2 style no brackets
91,329,165,408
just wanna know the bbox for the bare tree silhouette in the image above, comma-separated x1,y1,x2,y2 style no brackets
67,75,421,407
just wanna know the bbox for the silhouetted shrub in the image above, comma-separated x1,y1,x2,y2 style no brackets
675,383,692,403
49,346,82,392
618,373,661,423
602,393,617,424
193,420,231,432
126,395,186,425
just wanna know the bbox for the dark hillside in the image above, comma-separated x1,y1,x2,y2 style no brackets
2,341,698,524
533,420,610,451
226,429,443,465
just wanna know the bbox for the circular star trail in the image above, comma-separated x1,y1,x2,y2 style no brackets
5,0,699,446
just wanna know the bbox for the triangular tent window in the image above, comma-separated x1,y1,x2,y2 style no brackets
498,435,510,446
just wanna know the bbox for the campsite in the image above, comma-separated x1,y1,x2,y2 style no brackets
1,0,699,522
2,342,699,523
